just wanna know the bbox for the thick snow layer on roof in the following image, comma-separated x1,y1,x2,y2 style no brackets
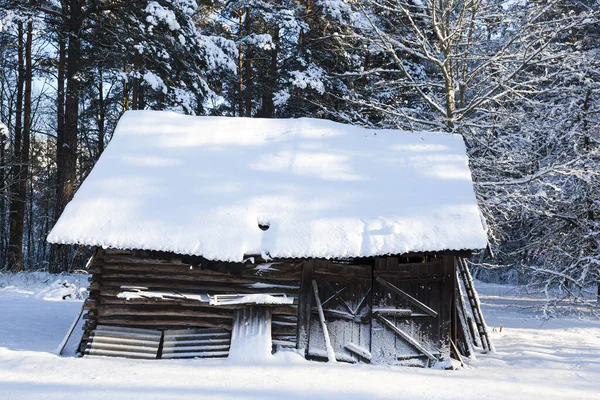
48,110,487,261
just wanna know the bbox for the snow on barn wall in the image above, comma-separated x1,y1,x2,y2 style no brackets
47,111,487,365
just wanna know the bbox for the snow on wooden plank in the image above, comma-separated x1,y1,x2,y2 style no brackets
377,316,437,362
372,308,412,317
208,293,293,306
308,348,357,364
344,342,372,361
47,111,488,261
117,289,209,303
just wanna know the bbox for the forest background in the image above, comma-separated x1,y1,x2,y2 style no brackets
0,0,598,315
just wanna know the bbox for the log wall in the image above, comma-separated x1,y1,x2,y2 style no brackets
81,249,462,363
81,248,302,353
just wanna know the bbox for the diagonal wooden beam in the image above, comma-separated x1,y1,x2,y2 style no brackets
323,281,354,315
321,283,346,308
375,276,438,318
312,280,336,363
377,315,437,362
352,287,372,316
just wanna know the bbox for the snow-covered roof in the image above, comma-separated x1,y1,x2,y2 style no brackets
48,110,487,261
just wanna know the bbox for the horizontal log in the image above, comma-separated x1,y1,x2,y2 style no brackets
101,264,302,282
96,317,233,330
101,271,302,286
97,307,234,319
83,299,98,310
102,271,259,285
98,298,298,316
98,278,299,294
372,274,444,282
104,254,188,266
103,263,230,275
271,326,297,336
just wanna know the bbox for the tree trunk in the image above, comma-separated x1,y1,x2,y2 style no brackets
258,27,279,118
237,12,244,117
21,21,33,269
7,23,25,271
97,64,105,156
131,53,142,110
243,8,253,117
51,2,82,273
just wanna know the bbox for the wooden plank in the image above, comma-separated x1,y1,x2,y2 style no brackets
311,308,355,321
272,339,295,348
344,343,372,361
377,315,437,362
312,280,336,363
57,302,85,355
375,277,438,317
101,280,299,295
97,307,233,319
372,308,412,317
297,260,314,351
450,339,464,367
96,318,233,330
100,298,298,315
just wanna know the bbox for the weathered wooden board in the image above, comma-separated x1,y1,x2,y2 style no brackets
307,260,372,363
370,256,453,366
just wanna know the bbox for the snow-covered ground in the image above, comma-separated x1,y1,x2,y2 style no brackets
1,274,599,399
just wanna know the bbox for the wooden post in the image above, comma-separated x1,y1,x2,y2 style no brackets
439,255,455,350
297,260,314,352
312,280,336,363
56,303,85,355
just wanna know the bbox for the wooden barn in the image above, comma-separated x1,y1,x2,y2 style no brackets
48,111,489,366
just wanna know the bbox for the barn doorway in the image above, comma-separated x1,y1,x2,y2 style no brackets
306,256,452,366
